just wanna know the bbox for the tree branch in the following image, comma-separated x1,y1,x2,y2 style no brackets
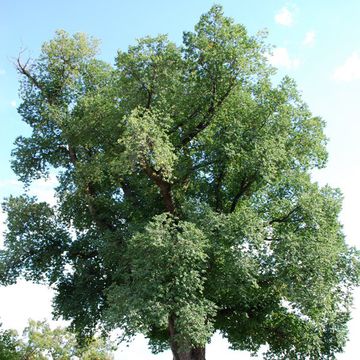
214,166,226,212
16,56,117,232
229,174,257,213
68,249,98,260
180,78,237,147
84,181,116,231
142,165,176,214
16,56,43,90
68,144,78,164
169,106,202,136
269,206,300,225
15,55,64,106
67,144,115,231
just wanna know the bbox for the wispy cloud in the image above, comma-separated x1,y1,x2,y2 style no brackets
0,175,57,205
0,68,5,76
333,52,360,82
10,100,17,108
303,31,316,47
275,7,293,26
267,47,300,69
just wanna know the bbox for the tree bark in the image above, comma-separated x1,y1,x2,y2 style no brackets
169,316,206,360
172,347,206,360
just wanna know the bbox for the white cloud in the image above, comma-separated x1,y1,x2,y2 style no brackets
10,100,17,108
0,68,5,75
29,176,58,206
267,47,300,69
303,31,316,47
275,7,293,26
0,281,57,333
0,175,57,206
333,52,360,82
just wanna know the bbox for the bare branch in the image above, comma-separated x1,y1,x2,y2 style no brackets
15,55,42,90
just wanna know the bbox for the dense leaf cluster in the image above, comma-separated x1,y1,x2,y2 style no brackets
0,320,114,359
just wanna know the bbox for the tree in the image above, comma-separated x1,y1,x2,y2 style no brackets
1,5,359,360
0,323,21,360
0,320,115,359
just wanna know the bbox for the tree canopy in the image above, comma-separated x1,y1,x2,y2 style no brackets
1,5,359,360
0,320,114,359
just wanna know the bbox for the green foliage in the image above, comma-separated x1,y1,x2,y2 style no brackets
0,324,21,360
120,108,178,181
1,195,70,285
1,4,359,359
106,214,215,349
0,320,115,359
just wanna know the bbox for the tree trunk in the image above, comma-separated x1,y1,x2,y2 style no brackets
169,316,206,360
172,346,206,360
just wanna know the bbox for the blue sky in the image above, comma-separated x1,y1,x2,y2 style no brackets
1,1,360,359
